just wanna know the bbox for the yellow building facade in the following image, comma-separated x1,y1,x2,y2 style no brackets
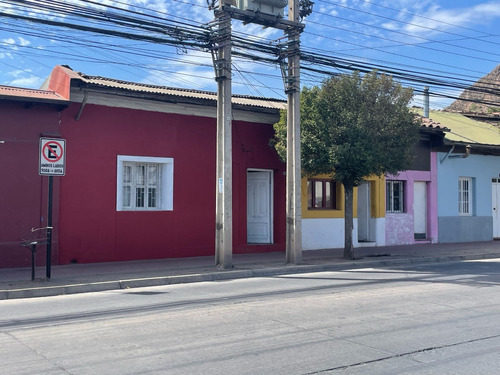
301,174,386,250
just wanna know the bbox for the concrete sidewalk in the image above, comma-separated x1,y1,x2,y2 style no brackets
2,241,500,300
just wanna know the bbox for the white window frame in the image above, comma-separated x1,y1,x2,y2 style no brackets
117,155,173,211
386,180,404,213
458,176,472,216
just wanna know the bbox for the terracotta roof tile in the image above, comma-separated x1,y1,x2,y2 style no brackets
419,116,449,131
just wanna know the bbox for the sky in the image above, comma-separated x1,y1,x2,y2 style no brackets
0,0,500,109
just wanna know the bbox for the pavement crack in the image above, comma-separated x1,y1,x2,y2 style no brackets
302,333,500,374
3,331,73,374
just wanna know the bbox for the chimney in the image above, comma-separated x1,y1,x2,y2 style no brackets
423,86,430,118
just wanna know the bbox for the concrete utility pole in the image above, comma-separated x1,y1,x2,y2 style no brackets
286,0,302,264
211,0,303,267
214,8,233,269
423,86,430,118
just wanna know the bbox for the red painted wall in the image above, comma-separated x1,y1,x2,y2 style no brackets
54,102,286,264
1,97,285,268
0,102,62,268
232,119,286,254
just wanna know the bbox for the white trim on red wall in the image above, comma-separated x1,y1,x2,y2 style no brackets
116,155,174,211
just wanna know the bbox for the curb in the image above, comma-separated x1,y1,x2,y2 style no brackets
1,253,499,300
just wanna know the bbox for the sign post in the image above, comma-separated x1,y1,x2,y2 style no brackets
39,138,66,278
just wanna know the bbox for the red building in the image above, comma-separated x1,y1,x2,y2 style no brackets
0,65,286,268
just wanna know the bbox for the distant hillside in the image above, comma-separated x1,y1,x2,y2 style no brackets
446,64,500,114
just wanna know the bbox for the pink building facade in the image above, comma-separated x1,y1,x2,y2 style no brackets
385,153,439,245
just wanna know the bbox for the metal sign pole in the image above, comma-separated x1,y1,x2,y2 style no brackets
39,137,66,278
46,175,53,279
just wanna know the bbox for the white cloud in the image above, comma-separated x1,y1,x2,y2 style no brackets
1,37,31,56
381,22,399,31
0,38,15,59
8,69,44,88
140,50,216,90
2,38,16,45
405,1,500,35
18,37,31,47
317,4,338,17
8,69,31,78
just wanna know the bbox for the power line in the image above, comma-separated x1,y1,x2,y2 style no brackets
0,0,499,108
317,0,500,46
305,16,500,65
352,0,500,37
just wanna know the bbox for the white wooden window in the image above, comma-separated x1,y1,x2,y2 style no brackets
458,177,472,216
117,156,173,211
386,180,404,213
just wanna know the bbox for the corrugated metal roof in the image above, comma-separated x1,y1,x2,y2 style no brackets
0,85,67,102
424,110,500,146
76,72,287,110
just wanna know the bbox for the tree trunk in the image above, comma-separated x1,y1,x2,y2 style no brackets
344,185,355,260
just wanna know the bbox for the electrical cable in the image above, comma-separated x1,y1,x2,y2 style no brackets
0,0,499,108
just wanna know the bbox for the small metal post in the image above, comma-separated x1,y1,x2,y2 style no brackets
31,243,36,281
46,175,53,278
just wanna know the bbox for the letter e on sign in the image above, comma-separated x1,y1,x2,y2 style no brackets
39,138,66,176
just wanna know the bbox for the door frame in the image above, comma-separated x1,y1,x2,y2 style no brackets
413,181,427,239
247,169,274,244
357,181,370,242
493,178,500,238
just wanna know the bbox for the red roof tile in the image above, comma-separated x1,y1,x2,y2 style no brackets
419,115,449,132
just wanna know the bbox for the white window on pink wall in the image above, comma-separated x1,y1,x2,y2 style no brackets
117,155,173,211
386,180,404,213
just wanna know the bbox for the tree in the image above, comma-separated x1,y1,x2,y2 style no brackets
272,70,420,259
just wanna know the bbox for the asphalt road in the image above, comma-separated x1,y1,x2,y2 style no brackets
2,259,500,374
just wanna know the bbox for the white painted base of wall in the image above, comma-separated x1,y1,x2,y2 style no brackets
302,218,386,250
374,218,386,247
302,218,344,250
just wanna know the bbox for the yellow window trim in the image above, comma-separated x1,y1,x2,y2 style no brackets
302,175,385,219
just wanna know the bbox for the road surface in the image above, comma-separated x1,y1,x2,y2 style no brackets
1,259,500,374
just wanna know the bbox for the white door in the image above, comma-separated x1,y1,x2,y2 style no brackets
357,182,370,242
492,179,500,238
247,170,273,244
414,181,427,239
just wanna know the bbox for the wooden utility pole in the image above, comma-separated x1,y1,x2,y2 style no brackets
214,8,233,269
286,0,302,264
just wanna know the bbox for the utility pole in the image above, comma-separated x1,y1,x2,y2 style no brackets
211,0,304,267
423,86,430,118
213,6,233,269
285,0,302,264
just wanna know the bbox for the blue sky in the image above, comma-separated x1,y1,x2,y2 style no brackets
0,0,499,109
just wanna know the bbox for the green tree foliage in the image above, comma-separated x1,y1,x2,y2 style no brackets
272,70,420,259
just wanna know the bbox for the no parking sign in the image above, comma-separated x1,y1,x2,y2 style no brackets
39,138,66,176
